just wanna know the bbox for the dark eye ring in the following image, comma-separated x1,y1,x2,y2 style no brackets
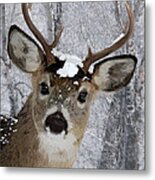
77,91,88,103
40,82,49,95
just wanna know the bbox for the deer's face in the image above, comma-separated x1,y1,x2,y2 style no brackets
32,70,96,141
7,2,137,156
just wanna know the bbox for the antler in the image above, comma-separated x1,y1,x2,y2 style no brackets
22,3,63,64
83,1,134,73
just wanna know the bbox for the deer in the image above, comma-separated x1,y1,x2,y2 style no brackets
0,2,137,168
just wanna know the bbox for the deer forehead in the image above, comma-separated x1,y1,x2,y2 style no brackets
34,72,92,94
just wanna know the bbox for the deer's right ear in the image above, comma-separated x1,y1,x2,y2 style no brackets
8,25,44,73
91,55,137,91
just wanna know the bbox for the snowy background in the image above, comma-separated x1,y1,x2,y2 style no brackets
0,0,144,169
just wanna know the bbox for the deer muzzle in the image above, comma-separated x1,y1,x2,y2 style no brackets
44,111,68,135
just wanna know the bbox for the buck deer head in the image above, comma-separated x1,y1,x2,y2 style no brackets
7,2,137,166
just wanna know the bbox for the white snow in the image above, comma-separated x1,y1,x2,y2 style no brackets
52,49,99,77
111,33,125,44
88,64,94,74
57,62,79,78
82,76,90,81
73,81,79,86
52,49,83,78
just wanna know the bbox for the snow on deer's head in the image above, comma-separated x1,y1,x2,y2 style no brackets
7,3,137,160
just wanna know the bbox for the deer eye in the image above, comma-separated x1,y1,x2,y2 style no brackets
40,82,49,95
77,91,88,103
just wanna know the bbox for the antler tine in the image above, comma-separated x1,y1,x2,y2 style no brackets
22,3,63,64
83,1,134,73
49,26,64,49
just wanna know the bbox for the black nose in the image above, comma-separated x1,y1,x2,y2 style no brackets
44,112,68,135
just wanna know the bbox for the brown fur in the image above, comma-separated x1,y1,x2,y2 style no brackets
0,93,77,168
0,70,97,168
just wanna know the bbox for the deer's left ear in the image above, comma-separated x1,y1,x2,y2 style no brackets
7,25,44,73
91,55,137,91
